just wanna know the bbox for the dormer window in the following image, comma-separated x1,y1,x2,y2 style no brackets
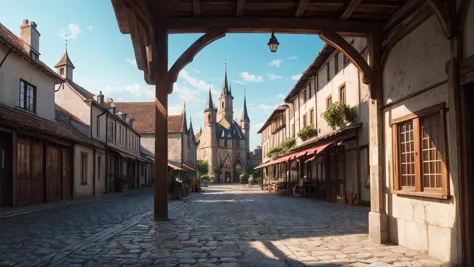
60,68,64,75
30,51,38,62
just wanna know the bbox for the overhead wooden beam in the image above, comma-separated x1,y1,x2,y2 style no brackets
125,7,146,71
168,28,227,93
458,0,472,29
426,0,449,37
295,0,309,18
166,17,373,35
236,0,245,17
123,0,153,28
340,0,361,20
193,0,201,16
383,0,422,34
319,31,372,84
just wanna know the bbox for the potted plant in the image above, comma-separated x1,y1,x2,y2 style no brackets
322,102,356,129
117,175,129,192
297,125,317,141
168,170,182,200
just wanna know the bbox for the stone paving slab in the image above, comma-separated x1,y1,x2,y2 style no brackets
43,184,449,267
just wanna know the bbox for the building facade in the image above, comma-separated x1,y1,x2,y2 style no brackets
113,102,198,181
196,68,250,183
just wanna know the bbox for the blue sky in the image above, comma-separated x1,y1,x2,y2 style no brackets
0,0,325,150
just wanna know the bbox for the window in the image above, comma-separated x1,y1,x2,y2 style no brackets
326,96,332,110
17,141,31,177
315,75,319,92
81,152,88,185
339,84,346,104
326,63,330,82
343,54,349,66
303,90,307,103
208,114,210,122
308,83,312,99
19,79,36,113
392,103,448,198
30,51,38,62
334,52,339,73
303,114,307,127
117,125,121,145
98,156,101,181
107,121,114,142
60,68,64,75
292,124,295,138
309,109,314,126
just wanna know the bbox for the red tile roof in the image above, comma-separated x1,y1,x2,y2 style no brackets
0,23,63,81
0,104,101,148
114,102,184,134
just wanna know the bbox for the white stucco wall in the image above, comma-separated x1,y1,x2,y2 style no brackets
141,134,155,154
73,145,94,198
55,83,91,126
0,45,56,121
91,105,107,142
95,151,106,195
168,133,182,166
383,16,460,263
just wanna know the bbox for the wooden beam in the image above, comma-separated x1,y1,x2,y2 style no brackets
236,0,245,17
319,31,372,84
166,17,373,35
383,0,422,34
426,0,449,37
154,19,169,221
458,0,472,29
123,0,153,28
193,0,201,17
340,0,361,20
168,28,227,93
125,7,146,71
295,0,309,18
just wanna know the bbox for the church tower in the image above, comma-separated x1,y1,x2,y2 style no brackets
241,93,250,152
55,50,75,81
217,64,234,122
202,87,218,172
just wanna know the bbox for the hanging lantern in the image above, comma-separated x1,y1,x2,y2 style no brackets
267,32,280,53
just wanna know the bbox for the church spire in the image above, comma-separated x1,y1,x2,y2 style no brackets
241,89,249,121
221,61,230,96
55,49,75,81
205,86,214,110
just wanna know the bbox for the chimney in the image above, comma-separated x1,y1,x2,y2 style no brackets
96,91,104,104
20,19,40,60
128,118,135,128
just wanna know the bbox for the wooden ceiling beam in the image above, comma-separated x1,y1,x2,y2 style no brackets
236,0,245,17
426,0,449,37
168,28,227,93
383,0,422,34
166,17,373,35
124,0,153,28
193,0,201,17
458,0,472,28
340,0,361,20
295,0,309,18
320,31,372,84
125,7,146,71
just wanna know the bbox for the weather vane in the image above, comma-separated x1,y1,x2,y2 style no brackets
65,33,68,51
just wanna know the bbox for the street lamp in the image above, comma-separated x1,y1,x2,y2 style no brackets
267,32,279,53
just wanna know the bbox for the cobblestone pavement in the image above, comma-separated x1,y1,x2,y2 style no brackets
0,185,448,267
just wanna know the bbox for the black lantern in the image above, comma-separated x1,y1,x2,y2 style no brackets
267,32,279,53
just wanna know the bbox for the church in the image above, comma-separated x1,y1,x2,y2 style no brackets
196,67,250,183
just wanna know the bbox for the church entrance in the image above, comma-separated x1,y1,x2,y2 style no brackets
224,171,231,183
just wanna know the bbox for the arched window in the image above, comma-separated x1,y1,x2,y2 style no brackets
222,103,224,109
60,68,64,75
208,114,210,122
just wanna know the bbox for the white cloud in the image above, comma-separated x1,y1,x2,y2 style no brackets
241,72,264,83
287,56,298,60
291,74,303,81
268,59,282,67
266,73,282,80
193,69,201,74
232,80,246,85
168,103,183,115
173,83,201,103
126,58,137,66
276,94,286,99
58,23,82,40
102,83,154,98
87,25,93,31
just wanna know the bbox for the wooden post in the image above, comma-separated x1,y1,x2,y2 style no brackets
154,20,169,221
356,133,361,205
367,24,388,243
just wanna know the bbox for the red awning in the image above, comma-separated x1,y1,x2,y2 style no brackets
182,163,198,172
168,163,184,171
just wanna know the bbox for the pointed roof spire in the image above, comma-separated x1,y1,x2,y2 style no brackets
205,85,214,110
221,60,229,96
242,87,249,121
55,49,75,69
182,102,188,132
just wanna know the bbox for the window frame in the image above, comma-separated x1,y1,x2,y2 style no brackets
303,89,307,103
391,103,449,199
81,152,88,185
19,79,37,113
309,108,314,126
334,52,339,74
302,114,307,127
339,83,346,104
326,95,332,111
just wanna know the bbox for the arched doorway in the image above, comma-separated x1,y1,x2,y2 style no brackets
224,171,231,183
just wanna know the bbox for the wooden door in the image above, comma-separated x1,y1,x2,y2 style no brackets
328,147,345,202
46,145,61,201
61,148,71,199
31,143,44,204
16,140,32,205
0,132,13,206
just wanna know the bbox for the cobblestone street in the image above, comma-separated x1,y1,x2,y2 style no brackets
0,185,446,267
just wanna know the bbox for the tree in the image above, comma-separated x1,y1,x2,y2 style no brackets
212,166,222,183
196,160,209,177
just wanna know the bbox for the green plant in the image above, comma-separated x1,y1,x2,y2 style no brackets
212,166,222,178
196,160,209,177
266,146,284,157
323,103,356,129
280,138,296,150
297,125,317,140
200,175,211,181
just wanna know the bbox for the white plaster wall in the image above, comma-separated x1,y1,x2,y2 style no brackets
463,2,474,58
91,105,107,142
95,151,106,195
55,83,91,125
73,145,94,198
141,134,155,154
0,45,56,121
383,16,460,263
168,133,182,166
